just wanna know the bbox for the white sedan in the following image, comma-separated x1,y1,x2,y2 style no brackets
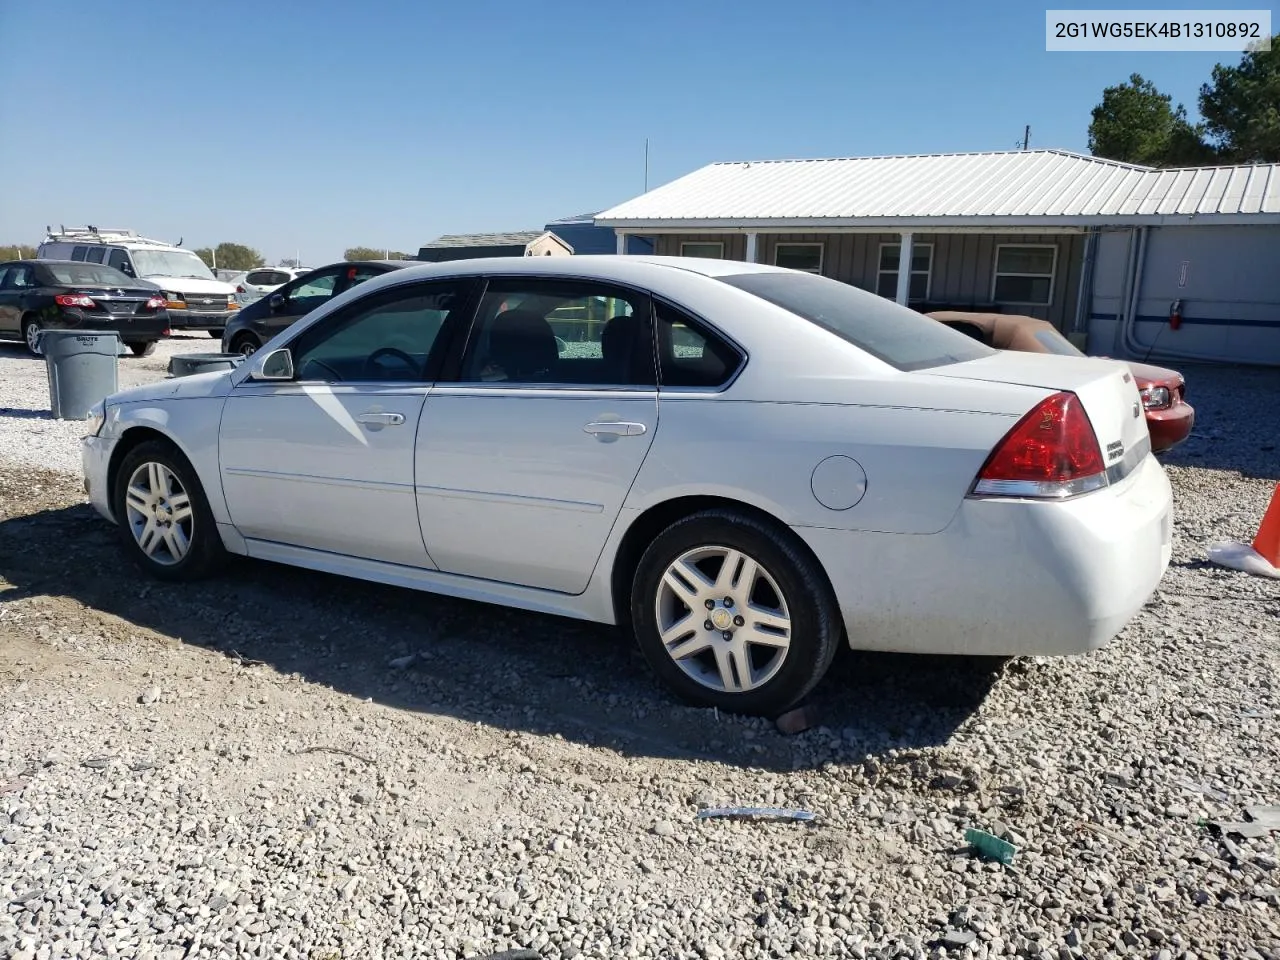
81,256,1172,716
234,266,308,305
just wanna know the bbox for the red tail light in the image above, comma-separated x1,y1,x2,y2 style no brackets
236,285,245,293
145,295,167,310
971,391,1107,499
55,293,96,308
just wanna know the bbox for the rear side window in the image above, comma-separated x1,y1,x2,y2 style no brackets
654,301,743,388
71,246,89,261
86,247,106,263
720,271,994,372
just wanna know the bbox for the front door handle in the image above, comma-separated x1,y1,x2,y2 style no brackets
583,421,647,437
356,411,406,426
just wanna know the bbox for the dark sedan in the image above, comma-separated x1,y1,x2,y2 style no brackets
220,260,413,355
0,260,171,357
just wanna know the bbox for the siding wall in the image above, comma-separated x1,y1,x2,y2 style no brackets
654,231,1086,331
1089,224,1280,365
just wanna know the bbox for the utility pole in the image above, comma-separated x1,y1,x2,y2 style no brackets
644,138,649,192
1018,125,1031,150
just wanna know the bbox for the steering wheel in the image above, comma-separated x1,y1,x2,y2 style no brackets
364,346,419,380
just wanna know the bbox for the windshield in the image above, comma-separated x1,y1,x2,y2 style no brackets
130,249,216,280
720,271,994,371
41,263,141,287
1033,328,1087,357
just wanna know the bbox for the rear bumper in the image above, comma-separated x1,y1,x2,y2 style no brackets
51,310,168,343
796,453,1173,656
1147,401,1195,453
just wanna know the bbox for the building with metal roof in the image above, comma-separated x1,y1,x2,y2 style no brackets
595,149,1280,366
543,212,654,256
417,230,573,262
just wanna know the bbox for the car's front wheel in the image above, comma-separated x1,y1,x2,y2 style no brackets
128,341,158,357
112,440,226,581
207,329,224,338
231,333,260,356
630,509,841,717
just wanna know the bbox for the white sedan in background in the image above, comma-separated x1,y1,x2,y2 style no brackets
81,256,1172,716
234,266,308,305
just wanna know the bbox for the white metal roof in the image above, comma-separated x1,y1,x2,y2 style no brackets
595,149,1280,229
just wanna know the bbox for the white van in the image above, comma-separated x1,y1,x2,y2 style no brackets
37,228,239,336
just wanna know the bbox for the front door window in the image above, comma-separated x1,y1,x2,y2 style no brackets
289,281,473,382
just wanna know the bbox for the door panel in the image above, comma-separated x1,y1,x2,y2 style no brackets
218,278,477,567
0,267,16,332
220,385,431,566
416,389,658,593
414,274,658,594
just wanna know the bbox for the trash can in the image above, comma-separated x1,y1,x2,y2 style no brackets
41,330,124,421
168,353,246,378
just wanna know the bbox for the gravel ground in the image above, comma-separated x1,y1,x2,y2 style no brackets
0,336,222,475
0,361,1277,960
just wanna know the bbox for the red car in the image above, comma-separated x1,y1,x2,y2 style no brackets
929,311,1195,453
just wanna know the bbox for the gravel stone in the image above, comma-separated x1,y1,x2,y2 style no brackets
0,359,1277,957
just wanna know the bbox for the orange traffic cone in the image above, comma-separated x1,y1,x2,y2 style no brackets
1252,483,1280,567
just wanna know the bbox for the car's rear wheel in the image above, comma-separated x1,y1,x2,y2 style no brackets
21,315,41,356
630,509,840,717
231,333,260,356
112,440,226,581
207,329,224,338
128,341,158,357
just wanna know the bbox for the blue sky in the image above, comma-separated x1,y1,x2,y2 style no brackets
0,1,1270,265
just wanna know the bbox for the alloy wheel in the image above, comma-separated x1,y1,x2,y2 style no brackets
654,545,792,693
123,461,195,566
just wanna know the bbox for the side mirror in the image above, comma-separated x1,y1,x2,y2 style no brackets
251,347,294,381
269,293,286,312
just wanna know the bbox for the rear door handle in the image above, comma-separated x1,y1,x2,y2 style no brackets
583,421,647,437
356,411,406,426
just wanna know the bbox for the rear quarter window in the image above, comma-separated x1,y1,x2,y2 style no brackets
720,271,994,372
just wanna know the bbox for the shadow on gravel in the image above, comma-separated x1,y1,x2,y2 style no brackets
0,498,1000,772
0,408,53,421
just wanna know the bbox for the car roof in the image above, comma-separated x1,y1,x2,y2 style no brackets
338,254,789,284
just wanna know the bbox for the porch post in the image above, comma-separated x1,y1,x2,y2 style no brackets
745,232,758,263
895,232,914,306
615,231,627,255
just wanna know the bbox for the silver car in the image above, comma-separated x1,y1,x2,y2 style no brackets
81,256,1171,716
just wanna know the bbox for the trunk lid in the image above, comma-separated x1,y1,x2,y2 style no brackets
927,351,1151,469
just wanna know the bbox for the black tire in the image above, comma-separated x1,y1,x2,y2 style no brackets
630,508,841,717
128,340,158,357
112,440,227,582
207,329,224,338
231,332,260,356
21,315,41,356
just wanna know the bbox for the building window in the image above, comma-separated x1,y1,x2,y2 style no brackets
680,242,724,259
773,242,824,273
992,245,1057,305
876,243,932,301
